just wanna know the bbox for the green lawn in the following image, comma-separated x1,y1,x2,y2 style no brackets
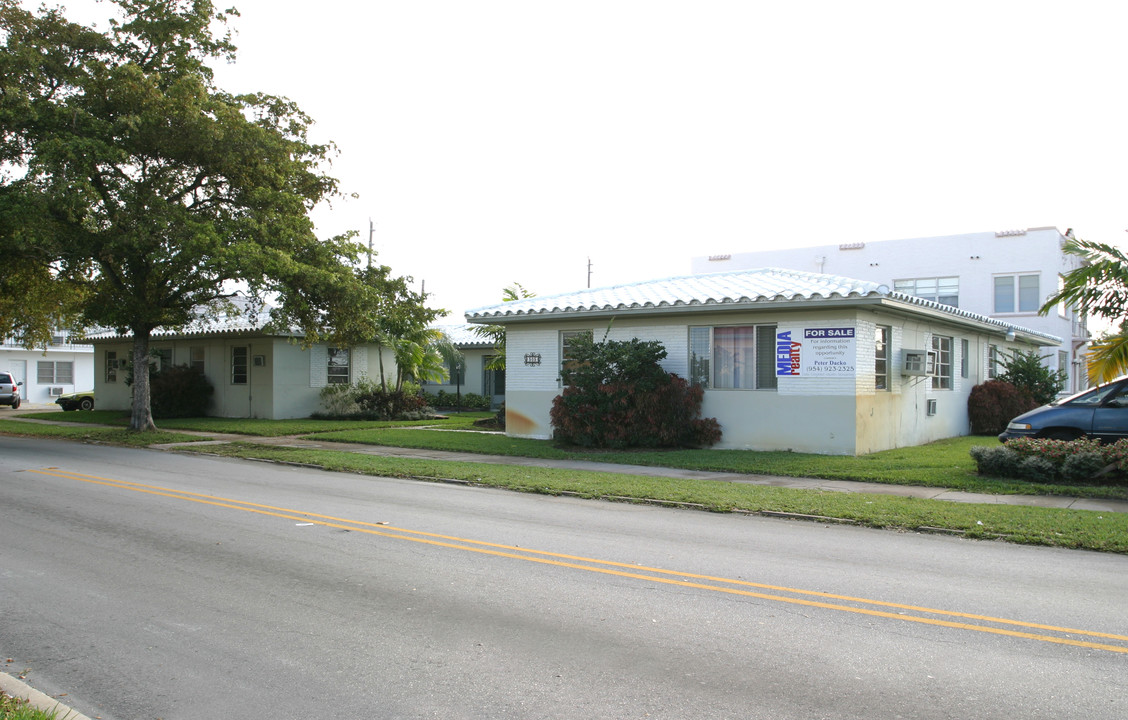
0,419,207,447
180,441,1128,553
24,409,489,436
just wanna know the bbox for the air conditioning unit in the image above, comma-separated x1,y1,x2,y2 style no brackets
902,350,931,376
49,387,64,396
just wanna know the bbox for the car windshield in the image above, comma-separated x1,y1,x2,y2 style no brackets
1062,380,1125,407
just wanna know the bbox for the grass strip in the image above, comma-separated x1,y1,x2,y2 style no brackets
1,690,67,720
16,411,493,436
301,429,1128,500
0,419,208,447
179,442,1128,553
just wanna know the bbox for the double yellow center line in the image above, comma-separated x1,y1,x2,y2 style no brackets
27,467,1128,655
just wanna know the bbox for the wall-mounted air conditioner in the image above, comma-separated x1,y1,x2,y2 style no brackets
49,387,64,396
902,350,930,376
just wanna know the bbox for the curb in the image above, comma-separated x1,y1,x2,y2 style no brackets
0,671,94,720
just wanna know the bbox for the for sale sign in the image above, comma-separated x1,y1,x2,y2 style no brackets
776,327,857,377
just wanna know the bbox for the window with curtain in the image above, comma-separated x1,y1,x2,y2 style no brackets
690,325,777,390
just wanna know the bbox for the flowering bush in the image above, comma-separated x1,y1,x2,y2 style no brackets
970,436,1128,483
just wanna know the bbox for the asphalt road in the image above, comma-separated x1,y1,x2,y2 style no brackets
2,436,1127,719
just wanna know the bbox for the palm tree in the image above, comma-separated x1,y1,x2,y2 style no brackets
1041,236,1128,383
474,282,535,370
392,326,462,390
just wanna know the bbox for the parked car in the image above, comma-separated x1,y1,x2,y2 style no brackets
0,371,21,409
999,376,1128,443
55,390,95,412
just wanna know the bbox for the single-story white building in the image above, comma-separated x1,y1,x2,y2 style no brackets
465,268,1061,455
424,324,504,408
2,331,94,405
86,302,396,419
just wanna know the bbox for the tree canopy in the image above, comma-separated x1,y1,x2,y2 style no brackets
0,0,422,429
1041,236,1128,384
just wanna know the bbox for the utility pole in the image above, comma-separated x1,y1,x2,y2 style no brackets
587,257,593,288
367,219,375,269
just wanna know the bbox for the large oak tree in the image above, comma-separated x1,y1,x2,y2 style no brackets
0,0,393,429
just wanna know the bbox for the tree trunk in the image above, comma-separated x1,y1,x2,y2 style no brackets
130,329,157,431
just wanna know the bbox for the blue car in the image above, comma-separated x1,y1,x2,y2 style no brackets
999,376,1128,443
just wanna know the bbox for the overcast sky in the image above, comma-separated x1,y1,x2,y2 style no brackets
59,0,1128,320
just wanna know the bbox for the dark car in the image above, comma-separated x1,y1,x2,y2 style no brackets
999,376,1128,443
0,371,21,409
56,390,95,411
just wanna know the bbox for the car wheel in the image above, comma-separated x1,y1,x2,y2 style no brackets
79,398,94,411
11,397,19,409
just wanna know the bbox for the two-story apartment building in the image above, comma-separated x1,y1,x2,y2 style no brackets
690,227,1089,392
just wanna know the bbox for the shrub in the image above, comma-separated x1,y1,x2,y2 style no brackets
998,349,1068,406
1060,452,1108,482
549,334,721,449
969,445,1020,477
967,380,1037,435
970,436,1128,483
150,364,214,418
316,380,433,420
319,383,361,416
1017,454,1056,481
356,386,430,420
424,389,492,410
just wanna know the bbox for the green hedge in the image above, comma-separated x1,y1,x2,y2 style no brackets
971,437,1128,483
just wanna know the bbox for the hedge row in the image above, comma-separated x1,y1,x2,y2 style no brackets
970,437,1128,483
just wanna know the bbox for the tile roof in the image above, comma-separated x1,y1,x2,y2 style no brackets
83,297,280,340
465,267,1061,344
433,323,494,347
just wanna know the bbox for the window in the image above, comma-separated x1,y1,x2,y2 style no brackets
231,346,248,384
961,338,969,379
152,348,172,371
689,327,712,387
37,361,73,384
560,330,592,382
994,274,1040,313
988,344,999,379
105,351,118,383
893,277,959,307
689,325,778,390
190,346,205,373
327,347,350,384
874,326,890,390
931,335,952,389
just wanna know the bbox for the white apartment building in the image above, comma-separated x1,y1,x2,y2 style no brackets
691,227,1089,392
2,330,95,404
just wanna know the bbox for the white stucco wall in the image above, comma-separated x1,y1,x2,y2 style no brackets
1,344,94,404
92,337,394,419
497,306,1053,455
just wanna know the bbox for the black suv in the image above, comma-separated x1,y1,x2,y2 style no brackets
0,371,22,409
